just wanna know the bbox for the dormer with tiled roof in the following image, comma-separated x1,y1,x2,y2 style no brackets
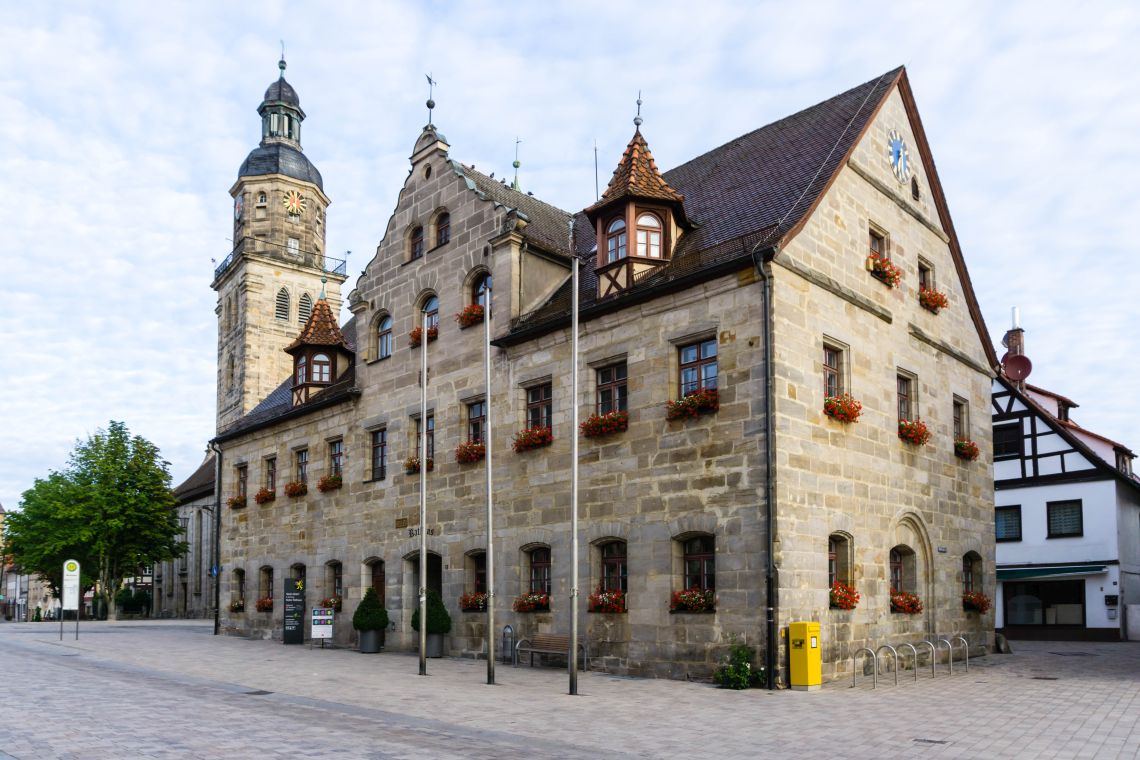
586,127,691,299
285,293,354,407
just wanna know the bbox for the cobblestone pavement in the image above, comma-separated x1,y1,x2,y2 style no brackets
0,621,1136,759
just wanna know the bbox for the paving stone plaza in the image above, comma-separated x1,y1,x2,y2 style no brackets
0,620,1136,758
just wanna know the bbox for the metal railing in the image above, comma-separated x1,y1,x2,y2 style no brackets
213,246,347,282
851,637,972,688
852,647,878,689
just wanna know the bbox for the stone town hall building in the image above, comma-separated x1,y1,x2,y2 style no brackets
171,60,998,682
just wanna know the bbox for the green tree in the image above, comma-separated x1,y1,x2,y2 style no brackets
3,421,186,620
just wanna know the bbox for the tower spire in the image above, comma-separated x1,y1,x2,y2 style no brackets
634,91,643,130
426,73,437,126
279,40,286,77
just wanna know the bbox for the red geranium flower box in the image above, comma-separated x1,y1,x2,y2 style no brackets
954,439,980,461
455,304,485,329
409,325,439,347
455,440,485,465
512,426,553,453
898,419,931,446
823,393,862,424
580,410,629,438
665,388,719,421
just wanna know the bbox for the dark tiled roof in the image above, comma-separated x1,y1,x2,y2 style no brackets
239,142,323,190
285,298,349,353
508,68,902,337
174,455,215,502
263,76,300,109
456,164,576,256
586,129,684,213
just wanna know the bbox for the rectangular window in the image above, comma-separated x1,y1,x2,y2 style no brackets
370,429,387,480
823,345,843,398
529,548,551,594
328,440,343,477
471,552,487,594
467,400,486,443
295,449,309,483
897,374,913,421
596,363,628,414
527,384,553,430
869,228,885,256
679,338,718,396
1047,500,1083,538
286,237,300,254
918,260,933,290
332,563,343,598
236,465,248,499
601,541,628,593
996,505,1022,542
683,536,715,591
993,423,1022,459
264,457,276,491
953,398,968,440
415,415,435,460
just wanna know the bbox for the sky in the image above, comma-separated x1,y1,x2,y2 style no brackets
2,1,1139,509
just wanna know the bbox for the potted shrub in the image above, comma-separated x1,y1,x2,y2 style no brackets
459,591,488,612
898,419,931,445
455,440,485,464
253,487,275,505
823,393,862,423
587,586,626,613
411,589,451,657
918,286,949,313
404,456,434,474
962,591,992,614
512,426,553,453
866,253,902,288
580,410,629,438
455,304,484,329
665,388,719,421
670,587,715,613
512,592,550,612
353,587,389,653
284,480,307,498
829,581,860,610
408,325,439,347
890,588,923,614
955,439,980,461
226,494,247,509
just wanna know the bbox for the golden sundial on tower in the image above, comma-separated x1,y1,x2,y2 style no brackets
283,190,306,215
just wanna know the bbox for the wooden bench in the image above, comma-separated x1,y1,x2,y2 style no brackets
515,633,588,670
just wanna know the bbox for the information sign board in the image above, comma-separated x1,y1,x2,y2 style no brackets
283,578,305,645
312,607,333,640
62,559,80,611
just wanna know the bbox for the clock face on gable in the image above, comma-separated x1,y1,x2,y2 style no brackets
233,194,243,221
887,129,911,184
283,190,306,216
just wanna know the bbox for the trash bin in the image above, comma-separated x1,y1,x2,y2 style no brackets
788,621,821,691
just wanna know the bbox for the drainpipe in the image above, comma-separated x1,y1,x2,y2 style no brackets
751,244,779,690
210,442,223,636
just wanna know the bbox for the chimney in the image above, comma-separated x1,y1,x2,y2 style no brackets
1002,306,1024,357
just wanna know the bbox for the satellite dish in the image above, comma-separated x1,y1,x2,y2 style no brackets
1003,354,1033,381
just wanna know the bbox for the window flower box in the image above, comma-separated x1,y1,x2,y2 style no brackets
962,591,992,614
459,591,488,612
866,253,902,288
829,581,860,610
512,592,550,613
823,393,862,424
404,456,434,474
455,304,484,329
317,474,342,492
408,325,439,347
890,588,923,614
580,410,629,438
665,388,719,421
898,419,931,446
455,440,485,465
954,439,980,461
255,597,274,613
253,487,275,505
512,426,553,453
229,599,245,613
670,587,715,613
918,286,949,313
319,595,342,612
227,495,247,509
284,480,308,498
588,587,627,614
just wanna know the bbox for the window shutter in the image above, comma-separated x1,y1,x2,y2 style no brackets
275,288,290,320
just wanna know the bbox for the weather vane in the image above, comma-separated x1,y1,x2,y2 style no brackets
426,73,438,125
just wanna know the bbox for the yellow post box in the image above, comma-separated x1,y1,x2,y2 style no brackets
788,621,822,691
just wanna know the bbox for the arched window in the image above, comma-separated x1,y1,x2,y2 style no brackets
291,563,306,583
962,552,982,594
636,213,662,258
466,551,487,594
298,293,313,324
326,561,343,602
312,353,331,383
683,535,715,591
889,545,916,593
423,295,439,330
258,192,267,204
606,218,627,263
601,541,627,593
529,547,551,594
410,225,425,260
275,288,290,320
376,316,393,360
473,273,492,309
295,355,307,384
436,212,451,247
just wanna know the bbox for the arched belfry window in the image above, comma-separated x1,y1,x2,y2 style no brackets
275,288,290,320
606,218,627,264
636,213,662,258
312,353,331,383
298,293,313,324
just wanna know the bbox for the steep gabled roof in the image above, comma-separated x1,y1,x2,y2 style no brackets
174,455,215,503
454,163,576,257
586,129,685,213
285,297,350,354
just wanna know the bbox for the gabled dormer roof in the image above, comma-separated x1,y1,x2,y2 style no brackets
285,297,350,355
586,129,685,218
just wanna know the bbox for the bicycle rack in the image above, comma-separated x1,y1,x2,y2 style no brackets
917,640,937,678
938,638,954,675
852,647,877,689
898,643,920,683
955,636,969,672
875,644,900,687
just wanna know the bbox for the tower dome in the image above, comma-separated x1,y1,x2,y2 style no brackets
237,57,323,189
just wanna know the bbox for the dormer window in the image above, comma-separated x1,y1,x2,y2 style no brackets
636,213,662,258
606,218,627,263
295,355,307,384
312,353,331,383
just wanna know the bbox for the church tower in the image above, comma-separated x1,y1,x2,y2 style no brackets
212,58,346,432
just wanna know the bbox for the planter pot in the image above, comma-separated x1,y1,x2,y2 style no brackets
358,629,384,653
425,632,444,658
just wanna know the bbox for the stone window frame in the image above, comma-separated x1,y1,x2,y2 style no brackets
868,222,889,258
263,456,276,491
678,338,718,397
889,544,917,595
466,268,492,310
412,411,436,463
952,396,969,441
294,447,309,484
466,399,486,443
917,257,935,291
828,532,853,588
326,560,343,601
327,438,343,477
896,368,918,422
822,337,849,399
465,550,487,594
524,544,552,595
595,362,628,415
962,551,982,594
369,311,393,363
235,463,248,500
369,428,387,482
275,287,291,321
599,539,628,593
233,568,246,606
408,224,425,261
673,532,715,592
526,383,553,431
258,566,274,601
298,292,313,325
416,292,440,332
430,208,451,250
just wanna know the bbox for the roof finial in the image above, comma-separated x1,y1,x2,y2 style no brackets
425,73,437,126
319,275,327,301
512,137,522,191
279,41,286,78
633,91,643,129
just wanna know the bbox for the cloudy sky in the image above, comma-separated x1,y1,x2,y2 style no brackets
2,1,1138,509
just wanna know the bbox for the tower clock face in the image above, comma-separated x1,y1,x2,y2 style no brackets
233,194,243,221
283,190,306,216
887,129,911,184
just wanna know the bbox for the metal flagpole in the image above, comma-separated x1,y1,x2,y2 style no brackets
484,281,496,685
568,219,580,695
419,308,428,676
